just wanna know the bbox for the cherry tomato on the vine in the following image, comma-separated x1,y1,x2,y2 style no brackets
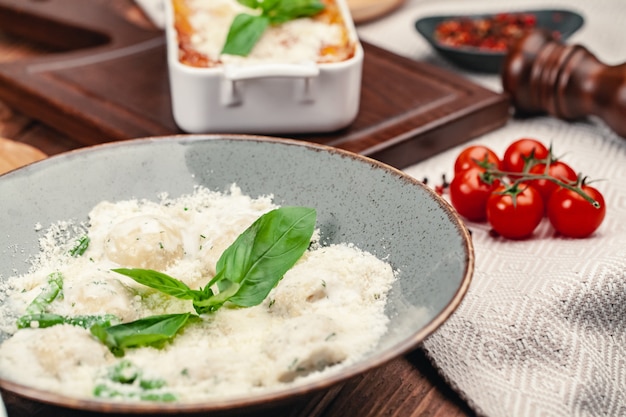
547,185,606,238
486,184,544,239
454,145,503,173
449,167,500,221
528,161,578,204
502,138,549,174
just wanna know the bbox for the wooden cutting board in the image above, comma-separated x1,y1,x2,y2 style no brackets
0,0,509,169
0,137,46,174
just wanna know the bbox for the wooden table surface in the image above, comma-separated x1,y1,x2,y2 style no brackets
0,2,476,416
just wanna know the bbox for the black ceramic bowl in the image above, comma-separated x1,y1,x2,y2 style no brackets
415,9,584,73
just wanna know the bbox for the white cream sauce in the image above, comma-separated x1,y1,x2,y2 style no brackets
0,185,395,403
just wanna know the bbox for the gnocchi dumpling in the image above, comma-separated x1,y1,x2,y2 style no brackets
103,215,184,270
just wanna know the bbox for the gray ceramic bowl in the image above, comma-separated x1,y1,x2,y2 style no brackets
0,135,473,415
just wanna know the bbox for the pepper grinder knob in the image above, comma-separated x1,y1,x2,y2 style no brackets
502,30,626,138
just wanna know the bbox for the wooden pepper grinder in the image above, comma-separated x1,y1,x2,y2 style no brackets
501,29,626,138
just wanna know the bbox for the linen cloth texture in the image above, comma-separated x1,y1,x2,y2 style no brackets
358,0,626,416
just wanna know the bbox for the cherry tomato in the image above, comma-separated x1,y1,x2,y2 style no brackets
528,161,578,204
486,184,544,239
449,167,500,221
502,138,549,174
547,185,606,238
454,145,503,173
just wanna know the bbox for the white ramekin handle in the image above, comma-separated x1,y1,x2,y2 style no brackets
223,62,320,80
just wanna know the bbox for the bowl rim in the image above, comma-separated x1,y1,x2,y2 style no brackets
0,134,474,414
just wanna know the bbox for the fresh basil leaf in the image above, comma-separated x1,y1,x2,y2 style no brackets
23,272,63,316
17,313,119,329
112,268,202,300
69,236,90,257
90,313,192,357
224,0,325,56
204,206,316,308
221,14,269,56
237,0,261,8
268,0,325,24
257,0,281,14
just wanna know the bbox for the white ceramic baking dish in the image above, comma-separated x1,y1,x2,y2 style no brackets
164,0,363,134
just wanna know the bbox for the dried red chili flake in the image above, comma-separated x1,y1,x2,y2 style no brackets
434,12,538,52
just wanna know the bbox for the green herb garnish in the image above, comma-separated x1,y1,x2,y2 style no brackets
21,206,316,359
90,313,193,357
69,236,90,257
222,0,325,56
16,272,120,330
22,272,64,315
94,360,176,402
114,206,316,314
17,313,118,330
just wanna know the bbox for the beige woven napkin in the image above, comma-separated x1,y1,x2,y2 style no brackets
403,117,626,417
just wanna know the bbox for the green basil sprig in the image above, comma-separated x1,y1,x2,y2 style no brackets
222,0,325,56
90,313,193,357
20,206,315,358
114,206,316,314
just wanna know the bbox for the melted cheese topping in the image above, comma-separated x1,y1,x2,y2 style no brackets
173,0,356,67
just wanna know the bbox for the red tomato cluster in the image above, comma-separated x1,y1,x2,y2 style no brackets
448,138,606,239
434,13,538,52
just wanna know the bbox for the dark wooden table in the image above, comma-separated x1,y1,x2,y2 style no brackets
0,2,478,416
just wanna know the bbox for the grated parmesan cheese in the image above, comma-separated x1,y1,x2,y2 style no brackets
0,185,396,403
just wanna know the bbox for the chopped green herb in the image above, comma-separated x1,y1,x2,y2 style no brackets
109,360,139,384
19,272,63,317
69,236,90,257
94,360,176,402
17,313,119,330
